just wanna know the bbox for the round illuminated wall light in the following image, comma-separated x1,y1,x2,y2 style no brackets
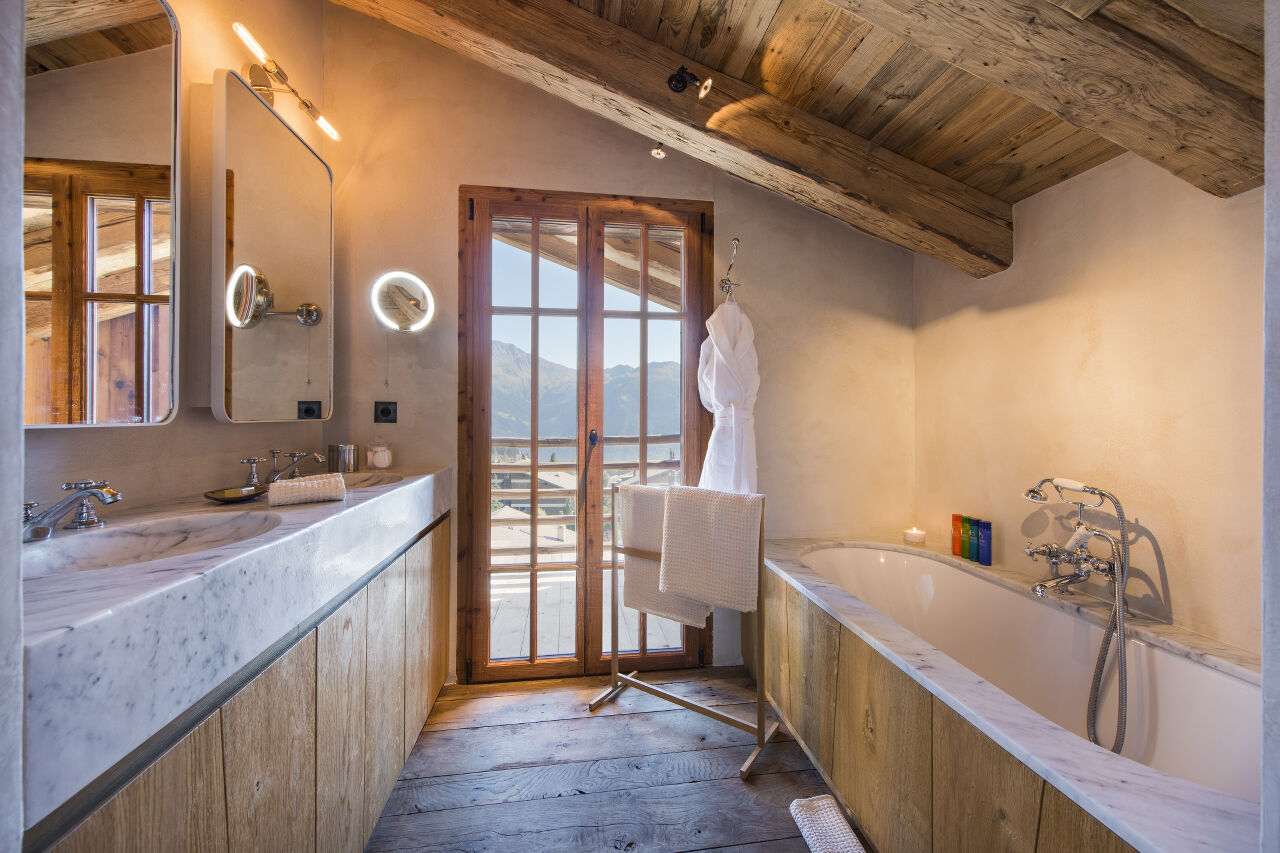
370,270,435,333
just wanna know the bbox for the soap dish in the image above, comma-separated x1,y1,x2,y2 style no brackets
204,485,268,504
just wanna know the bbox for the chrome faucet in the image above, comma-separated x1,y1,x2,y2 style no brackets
269,451,325,482
23,480,123,542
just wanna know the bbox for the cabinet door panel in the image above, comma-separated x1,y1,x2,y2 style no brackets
1037,785,1136,853
933,698,1043,853
50,712,228,853
365,558,407,839
762,570,790,720
318,589,368,853
222,633,318,853
832,629,932,853
785,585,839,768
404,534,432,759
429,519,451,713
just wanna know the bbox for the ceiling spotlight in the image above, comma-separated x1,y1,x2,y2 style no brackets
232,22,341,141
668,66,713,100
650,143,667,160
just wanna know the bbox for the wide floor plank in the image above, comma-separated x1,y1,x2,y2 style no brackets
422,673,759,731
384,740,814,814
367,771,828,852
402,701,775,780
369,667,852,852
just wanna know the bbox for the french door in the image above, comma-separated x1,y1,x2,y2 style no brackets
459,187,713,682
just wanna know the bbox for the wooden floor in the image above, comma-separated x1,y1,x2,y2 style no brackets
366,667,833,852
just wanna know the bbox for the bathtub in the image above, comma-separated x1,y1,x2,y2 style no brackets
763,540,1261,853
800,543,1261,801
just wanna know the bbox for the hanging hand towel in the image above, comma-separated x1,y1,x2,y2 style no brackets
658,484,763,614
698,301,759,494
616,485,711,628
789,795,866,853
268,473,347,507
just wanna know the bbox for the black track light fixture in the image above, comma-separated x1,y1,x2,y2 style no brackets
667,65,713,99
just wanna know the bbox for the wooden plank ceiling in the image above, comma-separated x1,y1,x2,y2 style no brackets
585,0,1260,203
337,0,1260,276
24,0,172,76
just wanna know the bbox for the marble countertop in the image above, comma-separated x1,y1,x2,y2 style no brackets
23,467,453,828
766,539,1259,853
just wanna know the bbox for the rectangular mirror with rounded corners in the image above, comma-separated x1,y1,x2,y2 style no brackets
22,0,179,426
211,69,333,423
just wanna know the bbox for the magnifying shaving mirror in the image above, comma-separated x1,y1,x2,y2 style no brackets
225,263,322,330
370,271,435,333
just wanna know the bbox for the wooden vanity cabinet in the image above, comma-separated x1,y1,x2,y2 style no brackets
48,713,228,853
317,589,369,853
41,516,451,853
364,557,407,839
221,633,318,853
404,520,451,760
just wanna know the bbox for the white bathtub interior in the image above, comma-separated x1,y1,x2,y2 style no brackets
800,545,1261,802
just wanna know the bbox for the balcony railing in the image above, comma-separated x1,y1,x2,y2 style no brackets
487,434,682,562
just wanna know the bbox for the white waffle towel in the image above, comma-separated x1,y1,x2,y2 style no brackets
268,473,347,507
790,795,866,853
615,485,710,628
658,485,763,613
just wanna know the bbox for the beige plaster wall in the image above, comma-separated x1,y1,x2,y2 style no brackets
320,5,916,664
914,152,1264,654
23,0,329,508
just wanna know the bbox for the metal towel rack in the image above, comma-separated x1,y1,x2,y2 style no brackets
588,483,780,779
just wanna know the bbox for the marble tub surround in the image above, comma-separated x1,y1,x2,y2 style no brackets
22,467,452,827
795,539,1260,686
766,539,1260,853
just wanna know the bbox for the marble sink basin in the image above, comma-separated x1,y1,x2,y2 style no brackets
342,472,404,488
22,511,282,579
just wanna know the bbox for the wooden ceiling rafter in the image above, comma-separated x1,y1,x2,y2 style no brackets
334,0,1015,277
823,0,1263,197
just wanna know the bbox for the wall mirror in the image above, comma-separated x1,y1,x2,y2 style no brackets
22,0,179,426
371,271,435,333
211,69,333,423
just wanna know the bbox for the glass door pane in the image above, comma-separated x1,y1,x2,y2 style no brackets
484,212,583,673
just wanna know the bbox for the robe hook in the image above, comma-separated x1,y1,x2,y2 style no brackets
719,237,741,298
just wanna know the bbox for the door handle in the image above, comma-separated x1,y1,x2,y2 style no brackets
589,429,599,448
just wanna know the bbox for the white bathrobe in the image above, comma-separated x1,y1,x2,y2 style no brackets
696,300,759,494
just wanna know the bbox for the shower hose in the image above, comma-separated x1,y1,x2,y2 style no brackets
1085,492,1129,754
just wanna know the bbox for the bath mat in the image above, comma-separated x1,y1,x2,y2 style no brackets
790,794,866,853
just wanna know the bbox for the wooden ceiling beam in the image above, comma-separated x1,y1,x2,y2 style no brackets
25,0,164,46
332,0,1013,277
825,0,1263,197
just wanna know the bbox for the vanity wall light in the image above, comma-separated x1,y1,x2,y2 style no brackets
232,22,340,141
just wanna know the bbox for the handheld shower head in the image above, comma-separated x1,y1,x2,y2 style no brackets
1023,478,1053,503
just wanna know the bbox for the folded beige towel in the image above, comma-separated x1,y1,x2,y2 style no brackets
658,485,763,613
268,473,347,507
615,485,710,628
790,795,866,853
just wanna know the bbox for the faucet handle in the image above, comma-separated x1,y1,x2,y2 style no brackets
1024,540,1039,561
23,501,39,522
62,480,107,491
240,457,268,487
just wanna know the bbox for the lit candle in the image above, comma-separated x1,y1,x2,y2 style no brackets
903,527,926,545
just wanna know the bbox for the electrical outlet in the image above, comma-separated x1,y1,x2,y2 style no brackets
374,401,397,424
297,400,322,420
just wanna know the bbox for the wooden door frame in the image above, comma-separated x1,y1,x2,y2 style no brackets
457,186,715,684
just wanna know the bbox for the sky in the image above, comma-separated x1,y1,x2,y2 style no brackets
491,239,683,370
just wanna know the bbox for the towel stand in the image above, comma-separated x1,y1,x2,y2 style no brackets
588,484,780,779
